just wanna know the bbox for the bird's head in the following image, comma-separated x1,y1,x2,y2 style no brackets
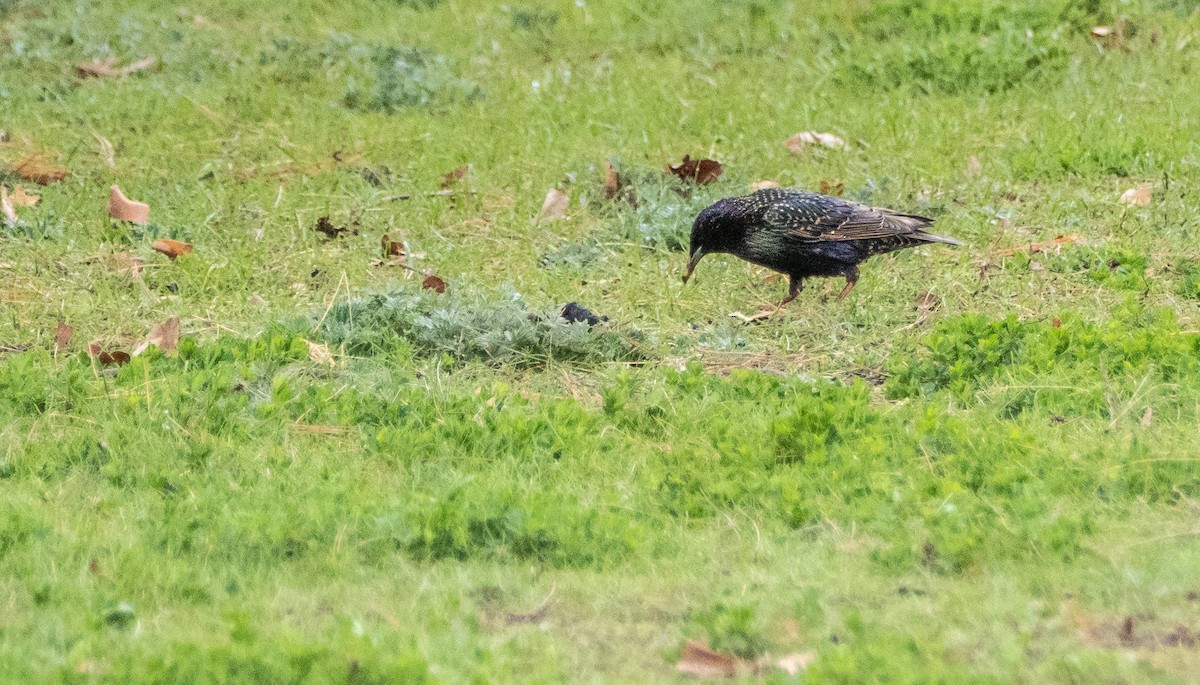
683,197,749,283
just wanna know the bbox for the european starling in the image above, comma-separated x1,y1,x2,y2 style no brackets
682,188,963,305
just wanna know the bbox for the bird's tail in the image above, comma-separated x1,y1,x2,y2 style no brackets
912,230,964,246
883,211,964,246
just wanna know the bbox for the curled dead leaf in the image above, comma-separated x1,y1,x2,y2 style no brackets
818,179,845,196
54,321,73,354
440,165,469,189
8,185,39,207
1119,183,1152,206
666,155,723,185
422,274,447,293
305,339,335,367
750,180,780,192
87,342,130,367
109,184,149,224
151,238,193,259
380,233,405,258
15,154,69,185
132,316,180,356
676,641,741,678
108,251,145,278
537,188,569,222
774,652,816,676
75,56,156,79
786,131,849,153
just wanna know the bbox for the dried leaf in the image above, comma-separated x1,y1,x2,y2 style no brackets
109,251,145,277
1092,26,1114,38
380,233,405,258
967,156,982,176
151,238,193,259
1119,183,1152,206
818,179,845,196
132,316,180,356
87,342,102,358
422,274,447,293
75,56,156,79
0,187,16,223
1141,406,1153,428
54,321,73,354
915,291,940,312
98,350,131,367
440,164,469,189
109,184,149,224
537,188,569,222
314,216,356,239
305,339,335,367
603,161,621,199
786,131,849,153
15,155,69,185
95,133,117,171
749,180,780,192
993,234,1084,257
676,641,741,678
666,155,723,185
773,652,817,676
8,185,39,207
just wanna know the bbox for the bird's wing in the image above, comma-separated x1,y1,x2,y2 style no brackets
764,196,932,243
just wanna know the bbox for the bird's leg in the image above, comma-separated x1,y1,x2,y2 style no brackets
836,268,859,301
775,276,803,308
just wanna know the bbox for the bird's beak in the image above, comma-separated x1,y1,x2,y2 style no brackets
682,247,704,283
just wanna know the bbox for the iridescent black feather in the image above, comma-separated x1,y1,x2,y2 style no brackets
683,188,963,305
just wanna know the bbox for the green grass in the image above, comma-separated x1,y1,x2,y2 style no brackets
3,0,1200,682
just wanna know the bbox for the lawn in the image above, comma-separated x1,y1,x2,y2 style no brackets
3,0,1200,682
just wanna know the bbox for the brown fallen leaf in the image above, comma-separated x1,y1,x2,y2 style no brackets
785,131,849,153
151,238,193,259
305,339,335,367
993,234,1084,257
749,180,780,192
87,342,131,367
422,274,447,293
773,652,817,676
109,184,149,224
380,233,405,258
75,56,156,79
1119,183,1152,206
108,251,145,277
313,216,356,239
54,321,73,354
8,185,39,207
603,161,621,199
666,155,723,185
819,179,845,196
0,187,16,223
132,316,180,356
1141,406,1153,428
440,164,469,189
676,641,742,678
536,188,569,222
967,156,982,176
915,291,940,312
15,154,70,185
94,133,117,171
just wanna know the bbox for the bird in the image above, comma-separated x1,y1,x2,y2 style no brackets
682,188,963,306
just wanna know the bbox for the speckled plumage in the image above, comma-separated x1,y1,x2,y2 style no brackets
683,188,963,305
